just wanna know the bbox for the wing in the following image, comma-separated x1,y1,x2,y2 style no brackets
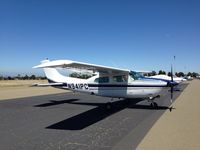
132,70,152,73
33,59,130,74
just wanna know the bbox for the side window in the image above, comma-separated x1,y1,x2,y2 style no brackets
113,75,128,82
94,77,109,83
94,78,99,83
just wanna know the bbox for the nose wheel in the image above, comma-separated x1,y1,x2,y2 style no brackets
148,95,159,109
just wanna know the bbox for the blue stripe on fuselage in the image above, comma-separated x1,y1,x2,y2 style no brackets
139,77,170,82
139,77,178,86
88,84,167,88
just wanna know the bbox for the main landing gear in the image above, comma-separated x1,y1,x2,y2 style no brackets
106,102,112,109
105,98,123,110
105,98,115,109
148,95,160,109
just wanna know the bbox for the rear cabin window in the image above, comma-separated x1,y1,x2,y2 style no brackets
113,75,127,82
94,77,109,83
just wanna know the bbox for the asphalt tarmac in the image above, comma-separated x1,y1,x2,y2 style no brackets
0,84,187,150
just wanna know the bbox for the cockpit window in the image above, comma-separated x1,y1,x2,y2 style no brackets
113,75,128,82
129,71,144,80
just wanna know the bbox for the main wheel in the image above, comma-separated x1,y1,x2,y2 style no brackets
106,102,112,109
124,99,130,105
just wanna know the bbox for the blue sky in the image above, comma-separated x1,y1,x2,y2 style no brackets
0,0,200,76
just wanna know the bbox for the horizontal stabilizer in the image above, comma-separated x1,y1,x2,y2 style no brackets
31,83,66,87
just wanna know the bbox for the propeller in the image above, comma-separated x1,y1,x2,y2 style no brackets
169,64,174,112
170,64,174,103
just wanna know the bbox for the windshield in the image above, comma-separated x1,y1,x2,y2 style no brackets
129,71,144,80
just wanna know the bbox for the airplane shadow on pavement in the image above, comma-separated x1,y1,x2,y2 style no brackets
34,98,169,130
33,83,187,130
34,99,79,107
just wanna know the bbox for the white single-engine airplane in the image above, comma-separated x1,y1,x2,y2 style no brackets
33,59,177,108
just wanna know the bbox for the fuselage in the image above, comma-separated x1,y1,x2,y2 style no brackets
53,72,168,99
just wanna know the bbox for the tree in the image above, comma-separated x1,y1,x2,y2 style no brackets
16,74,21,80
23,75,29,80
177,72,185,77
7,76,13,80
39,76,47,80
69,72,80,78
158,70,166,75
192,72,199,78
69,72,92,79
158,70,162,75
0,76,3,80
30,75,36,80
187,72,192,77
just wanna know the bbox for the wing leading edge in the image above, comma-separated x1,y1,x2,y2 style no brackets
33,59,130,74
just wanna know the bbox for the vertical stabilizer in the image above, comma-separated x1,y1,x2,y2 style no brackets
40,59,85,83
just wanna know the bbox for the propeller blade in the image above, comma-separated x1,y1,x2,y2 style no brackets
170,64,174,103
170,85,173,103
171,64,174,82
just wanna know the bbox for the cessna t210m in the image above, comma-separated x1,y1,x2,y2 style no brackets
33,59,177,109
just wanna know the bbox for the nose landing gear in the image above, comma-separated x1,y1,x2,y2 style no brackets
150,102,158,108
148,95,160,109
